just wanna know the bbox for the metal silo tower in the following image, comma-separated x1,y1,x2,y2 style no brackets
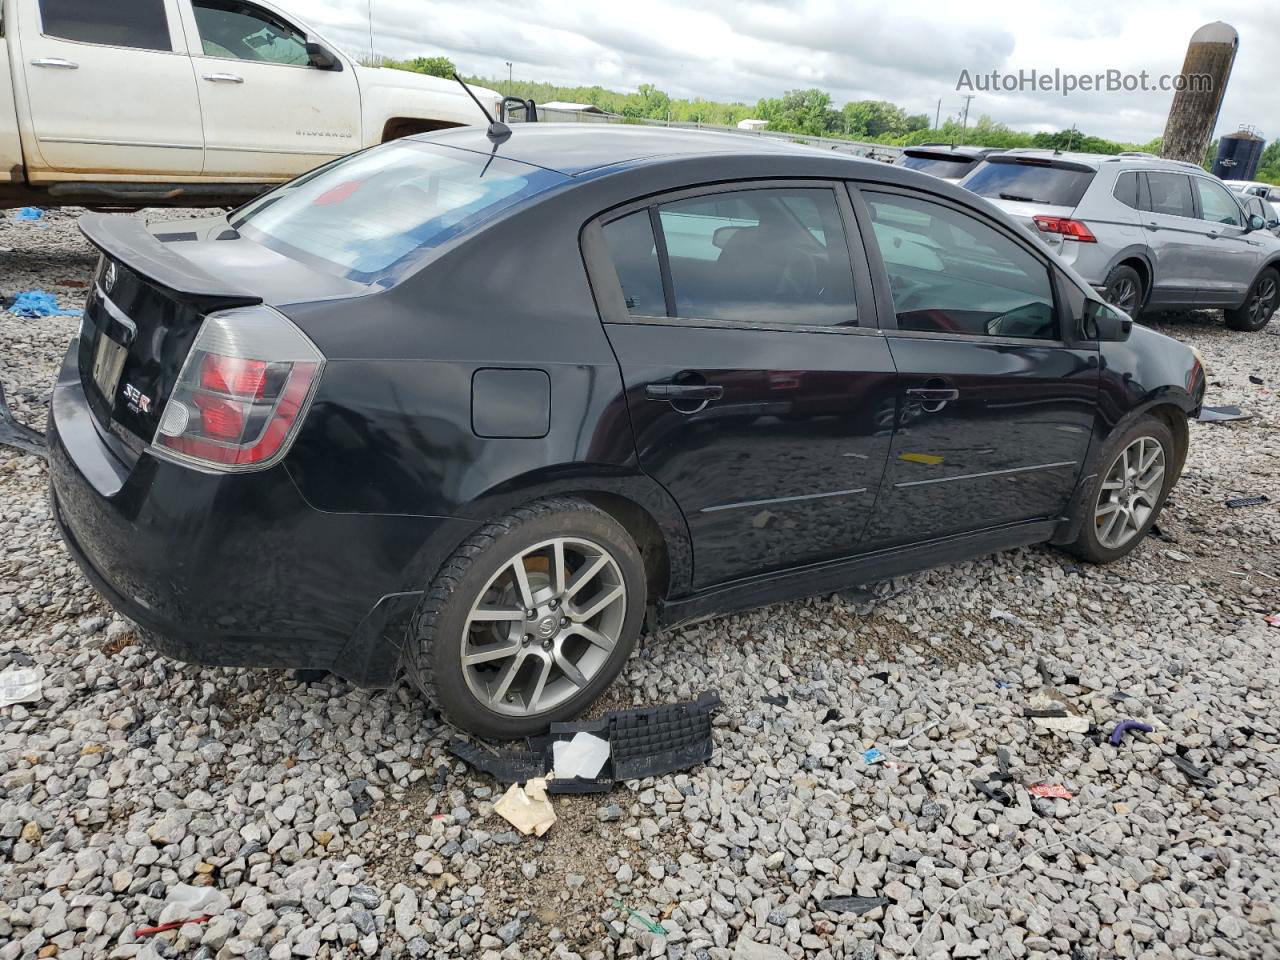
1161,22,1239,165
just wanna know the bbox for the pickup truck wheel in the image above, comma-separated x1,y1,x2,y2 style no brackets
1225,268,1279,332
1065,416,1175,564
406,497,646,739
1102,264,1144,320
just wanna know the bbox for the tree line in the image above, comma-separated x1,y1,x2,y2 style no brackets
383,56,1279,183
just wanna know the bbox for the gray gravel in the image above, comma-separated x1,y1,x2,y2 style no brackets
2,207,1280,960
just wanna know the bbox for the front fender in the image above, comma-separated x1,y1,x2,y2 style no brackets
358,85,492,145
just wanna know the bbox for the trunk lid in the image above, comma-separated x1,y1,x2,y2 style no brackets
77,215,262,460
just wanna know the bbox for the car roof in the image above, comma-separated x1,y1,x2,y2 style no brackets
992,148,1208,174
412,122,861,177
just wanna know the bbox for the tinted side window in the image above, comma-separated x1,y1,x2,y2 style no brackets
1146,173,1196,218
654,188,858,327
193,0,310,65
39,0,171,51
1193,178,1243,226
601,212,665,318
865,192,1057,340
1114,172,1141,209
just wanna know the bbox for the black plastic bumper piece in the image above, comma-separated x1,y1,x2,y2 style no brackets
0,381,46,457
449,691,722,793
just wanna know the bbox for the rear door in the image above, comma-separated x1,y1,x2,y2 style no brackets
584,182,897,589
179,0,361,179
1141,172,1205,307
1188,175,1266,302
16,0,203,176
852,185,1097,548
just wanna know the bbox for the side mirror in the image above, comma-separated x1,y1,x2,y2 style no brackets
1085,300,1132,342
500,96,537,123
1268,219,1280,231
1247,213,1267,232
306,41,342,71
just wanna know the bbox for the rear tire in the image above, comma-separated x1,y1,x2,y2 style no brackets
407,497,646,739
1225,268,1279,332
1102,264,1144,320
1065,416,1176,564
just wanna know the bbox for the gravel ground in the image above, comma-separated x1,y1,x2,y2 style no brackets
2,207,1279,960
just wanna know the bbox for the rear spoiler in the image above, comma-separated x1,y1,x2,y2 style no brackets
985,155,1096,174
78,214,262,309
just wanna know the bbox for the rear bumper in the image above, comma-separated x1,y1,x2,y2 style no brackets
47,344,474,686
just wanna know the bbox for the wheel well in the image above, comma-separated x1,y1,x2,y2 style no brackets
579,492,671,604
381,117,464,142
1117,257,1151,303
1146,404,1190,481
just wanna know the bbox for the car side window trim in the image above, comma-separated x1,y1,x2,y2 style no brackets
36,0,182,54
583,178,881,335
189,0,315,69
846,180,1082,348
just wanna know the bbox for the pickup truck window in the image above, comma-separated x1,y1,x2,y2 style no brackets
192,0,309,65
38,0,172,51
232,141,568,283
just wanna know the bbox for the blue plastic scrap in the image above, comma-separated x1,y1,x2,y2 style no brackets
14,207,44,222
863,747,884,765
6,290,80,318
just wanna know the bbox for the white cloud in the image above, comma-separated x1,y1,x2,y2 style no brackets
291,0,1278,143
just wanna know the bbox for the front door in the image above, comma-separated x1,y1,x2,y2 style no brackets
1188,176,1266,303
854,187,1097,548
180,0,361,179
587,183,897,588
18,0,203,176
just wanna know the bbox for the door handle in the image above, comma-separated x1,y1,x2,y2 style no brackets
31,58,78,69
203,73,245,83
645,383,724,402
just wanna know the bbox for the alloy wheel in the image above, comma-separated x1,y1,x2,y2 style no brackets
461,537,627,717
1094,436,1166,550
1249,276,1278,324
1108,278,1138,313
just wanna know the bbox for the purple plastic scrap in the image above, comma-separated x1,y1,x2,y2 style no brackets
1109,720,1154,746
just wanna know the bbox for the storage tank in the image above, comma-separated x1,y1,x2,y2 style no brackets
1161,22,1239,165
1213,127,1265,181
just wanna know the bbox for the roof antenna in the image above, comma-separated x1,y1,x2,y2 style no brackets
453,72,511,145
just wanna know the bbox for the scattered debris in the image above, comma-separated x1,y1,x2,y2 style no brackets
450,691,720,792
1147,523,1175,542
1170,754,1217,788
817,895,889,916
0,667,43,707
899,452,944,465
14,207,44,222
136,916,212,939
553,732,610,780
156,884,230,926
1109,720,1154,746
1225,494,1268,509
990,608,1031,629
1196,404,1250,423
1265,614,1280,628
0,381,46,458
996,748,1016,782
972,779,1013,806
760,694,788,707
870,671,890,683
862,747,884,765
6,289,79,318
1027,783,1073,800
1249,374,1264,385
1032,715,1090,734
493,777,556,837
613,901,666,936
1165,549,1192,563
820,708,841,724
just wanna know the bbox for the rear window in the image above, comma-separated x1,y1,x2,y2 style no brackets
963,159,1096,207
232,141,567,282
39,0,172,50
899,154,979,180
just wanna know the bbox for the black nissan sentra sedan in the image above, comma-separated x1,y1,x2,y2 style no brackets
48,124,1205,738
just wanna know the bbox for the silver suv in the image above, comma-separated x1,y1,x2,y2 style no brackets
960,150,1280,332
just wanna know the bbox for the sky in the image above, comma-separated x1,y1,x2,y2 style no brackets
295,0,1278,144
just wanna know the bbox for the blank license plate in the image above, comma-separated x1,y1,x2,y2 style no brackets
91,335,128,405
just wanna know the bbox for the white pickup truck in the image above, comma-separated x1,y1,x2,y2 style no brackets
0,0,501,208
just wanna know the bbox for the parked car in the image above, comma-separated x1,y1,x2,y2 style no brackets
1226,180,1280,203
959,151,1280,331
0,0,500,208
47,124,1205,738
1241,194,1280,238
894,145,1002,182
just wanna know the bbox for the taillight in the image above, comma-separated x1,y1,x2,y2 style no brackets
152,305,324,472
1033,216,1097,242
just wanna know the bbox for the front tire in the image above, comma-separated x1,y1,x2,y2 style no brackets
1225,268,1278,332
1066,416,1176,564
407,497,646,739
